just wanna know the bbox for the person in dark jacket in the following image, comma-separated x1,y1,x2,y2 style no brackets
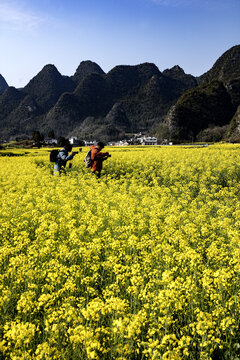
53,142,76,175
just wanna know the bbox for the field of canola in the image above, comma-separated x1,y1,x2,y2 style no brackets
0,144,240,360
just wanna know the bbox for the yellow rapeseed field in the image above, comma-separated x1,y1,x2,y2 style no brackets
0,144,240,359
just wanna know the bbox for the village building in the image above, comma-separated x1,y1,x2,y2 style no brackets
44,138,57,145
137,136,158,145
69,137,80,146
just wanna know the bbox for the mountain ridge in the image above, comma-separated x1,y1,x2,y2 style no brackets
156,45,240,143
0,45,239,142
0,74,8,94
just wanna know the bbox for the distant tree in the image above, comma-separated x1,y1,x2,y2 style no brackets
196,125,228,142
78,139,85,146
48,130,55,139
57,136,66,146
155,123,171,143
32,131,44,148
32,131,44,142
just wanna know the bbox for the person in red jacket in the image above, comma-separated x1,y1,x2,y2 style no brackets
91,142,110,178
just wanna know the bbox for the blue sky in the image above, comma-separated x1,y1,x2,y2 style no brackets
0,0,239,87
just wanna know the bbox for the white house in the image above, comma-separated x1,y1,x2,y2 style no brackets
69,137,79,146
44,138,57,145
84,140,96,147
138,136,158,145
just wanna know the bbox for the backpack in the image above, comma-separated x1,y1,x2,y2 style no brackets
50,149,59,162
84,149,93,168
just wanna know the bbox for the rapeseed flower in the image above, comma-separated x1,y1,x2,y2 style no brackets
0,144,240,359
